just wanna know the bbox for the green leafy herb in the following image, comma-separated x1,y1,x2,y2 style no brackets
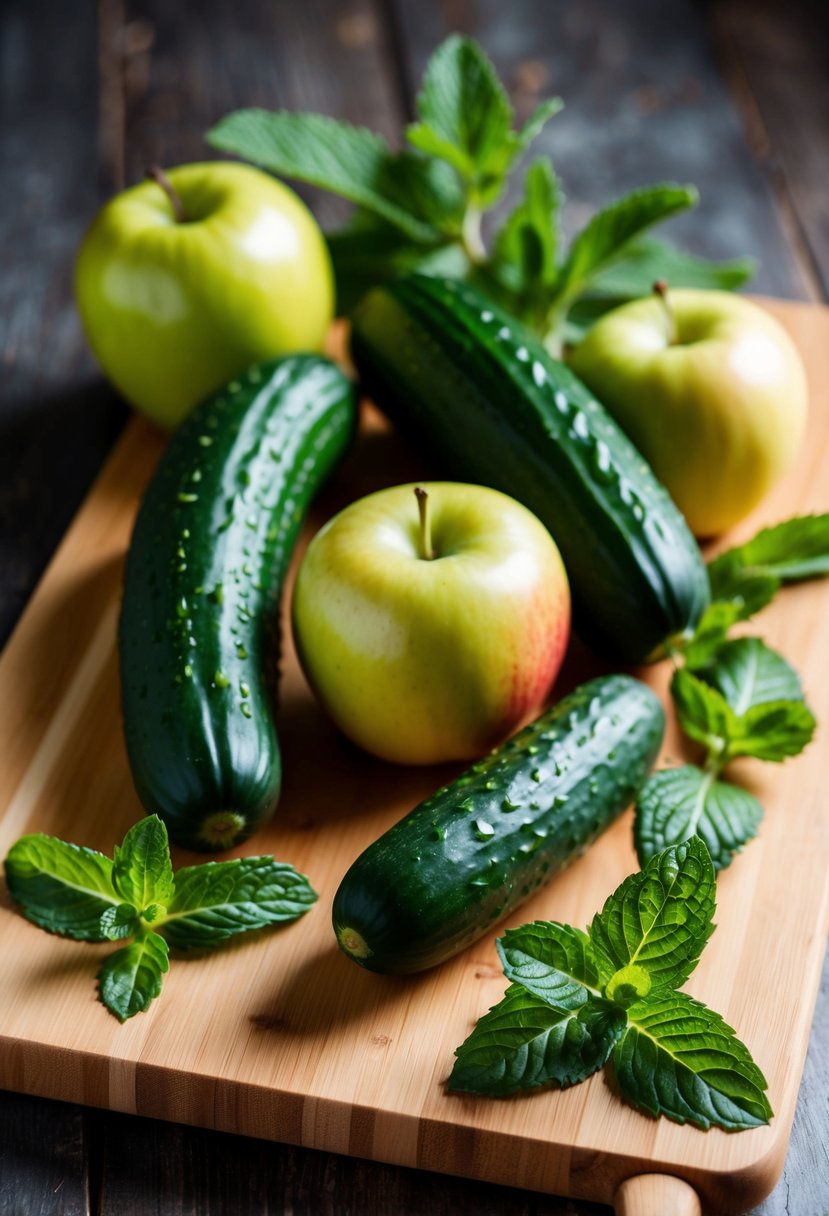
99,932,170,1023
637,628,816,868
4,835,120,941
614,992,772,1130
450,839,771,1131
636,766,763,871
207,35,751,347
4,816,317,1021
709,514,829,609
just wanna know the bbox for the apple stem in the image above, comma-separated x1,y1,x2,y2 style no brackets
146,165,189,223
414,487,436,561
653,279,678,344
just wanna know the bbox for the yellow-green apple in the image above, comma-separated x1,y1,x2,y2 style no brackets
568,287,808,536
291,482,570,765
75,162,334,428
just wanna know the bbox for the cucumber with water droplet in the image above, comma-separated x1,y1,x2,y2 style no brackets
120,356,357,851
350,275,709,663
332,675,664,974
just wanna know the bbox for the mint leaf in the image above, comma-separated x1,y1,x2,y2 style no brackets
612,991,772,1130
591,838,715,992
514,97,564,155
708,514,829,616
586,238,754,298
4,835,120,941
496,922,601,1009
490,157,562,328
635,766,763,871
449,984,625,1096
407,36,512,188
671,669,738,757
98,932,169,1022
699,638,803,713
207,110,439,242
100,903,140,941
555,184,698,304
112,815,174,912
681,601,744,670
727,700,816,763
162,856,316,948
327,216,466,315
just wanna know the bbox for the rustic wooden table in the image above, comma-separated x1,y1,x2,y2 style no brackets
1,1,827,1212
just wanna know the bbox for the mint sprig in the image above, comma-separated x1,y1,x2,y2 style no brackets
635,514,828,870
207,34,752,348
4,816,317,1021
449,839,772,1132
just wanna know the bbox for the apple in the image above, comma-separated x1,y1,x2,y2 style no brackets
568,287,808,536
75,162,334,428
291,482,570,765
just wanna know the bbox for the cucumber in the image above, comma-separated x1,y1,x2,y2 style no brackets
350,275,709,663
120,355,357,851
333,674,664,974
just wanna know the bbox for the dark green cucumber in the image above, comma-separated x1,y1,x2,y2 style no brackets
333,674,664,974
350,275,709,663
120,355,357,851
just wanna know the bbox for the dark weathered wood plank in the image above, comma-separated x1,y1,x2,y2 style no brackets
0,0,126,648
705,0,829,301
119,0,406,227
390,0,811,299
0,1092,89,1216
95,1110,611,1216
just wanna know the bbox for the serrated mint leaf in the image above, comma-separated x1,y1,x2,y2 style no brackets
207,110,439,242
635,766,763,871
591,838,715,993
680,601,744,670
555,184,698,302
710,514,829,589
586,238,754,299
514,97,564,154
112,816,174,912
4,835,120,941
699,638,803,714
612,991,772,1130
98,933,169,1022
409,35,513,187
496,921,601,1009
162,856,316,948
727,700,816,763
449,984,626,1096
671,668,738,758
100,903,139,941
492,156,561,312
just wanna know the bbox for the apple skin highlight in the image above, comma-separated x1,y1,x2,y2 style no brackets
291,482,571,765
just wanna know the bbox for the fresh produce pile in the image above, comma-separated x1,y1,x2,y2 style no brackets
5,36,829,1136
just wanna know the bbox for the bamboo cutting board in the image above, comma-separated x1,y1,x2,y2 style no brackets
1,301,828,1216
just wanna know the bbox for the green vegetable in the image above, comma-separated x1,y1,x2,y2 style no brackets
635,639,815,869
708,512,829,618
4,816,317,1021
450,838,773,1132
119,355,357,851
207,35,752,351
350,273,710,664
332,675,665,975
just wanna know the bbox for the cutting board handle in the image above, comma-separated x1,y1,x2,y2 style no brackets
614,1174,702,1216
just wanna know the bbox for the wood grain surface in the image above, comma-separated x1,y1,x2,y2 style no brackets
0,301,827,1216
